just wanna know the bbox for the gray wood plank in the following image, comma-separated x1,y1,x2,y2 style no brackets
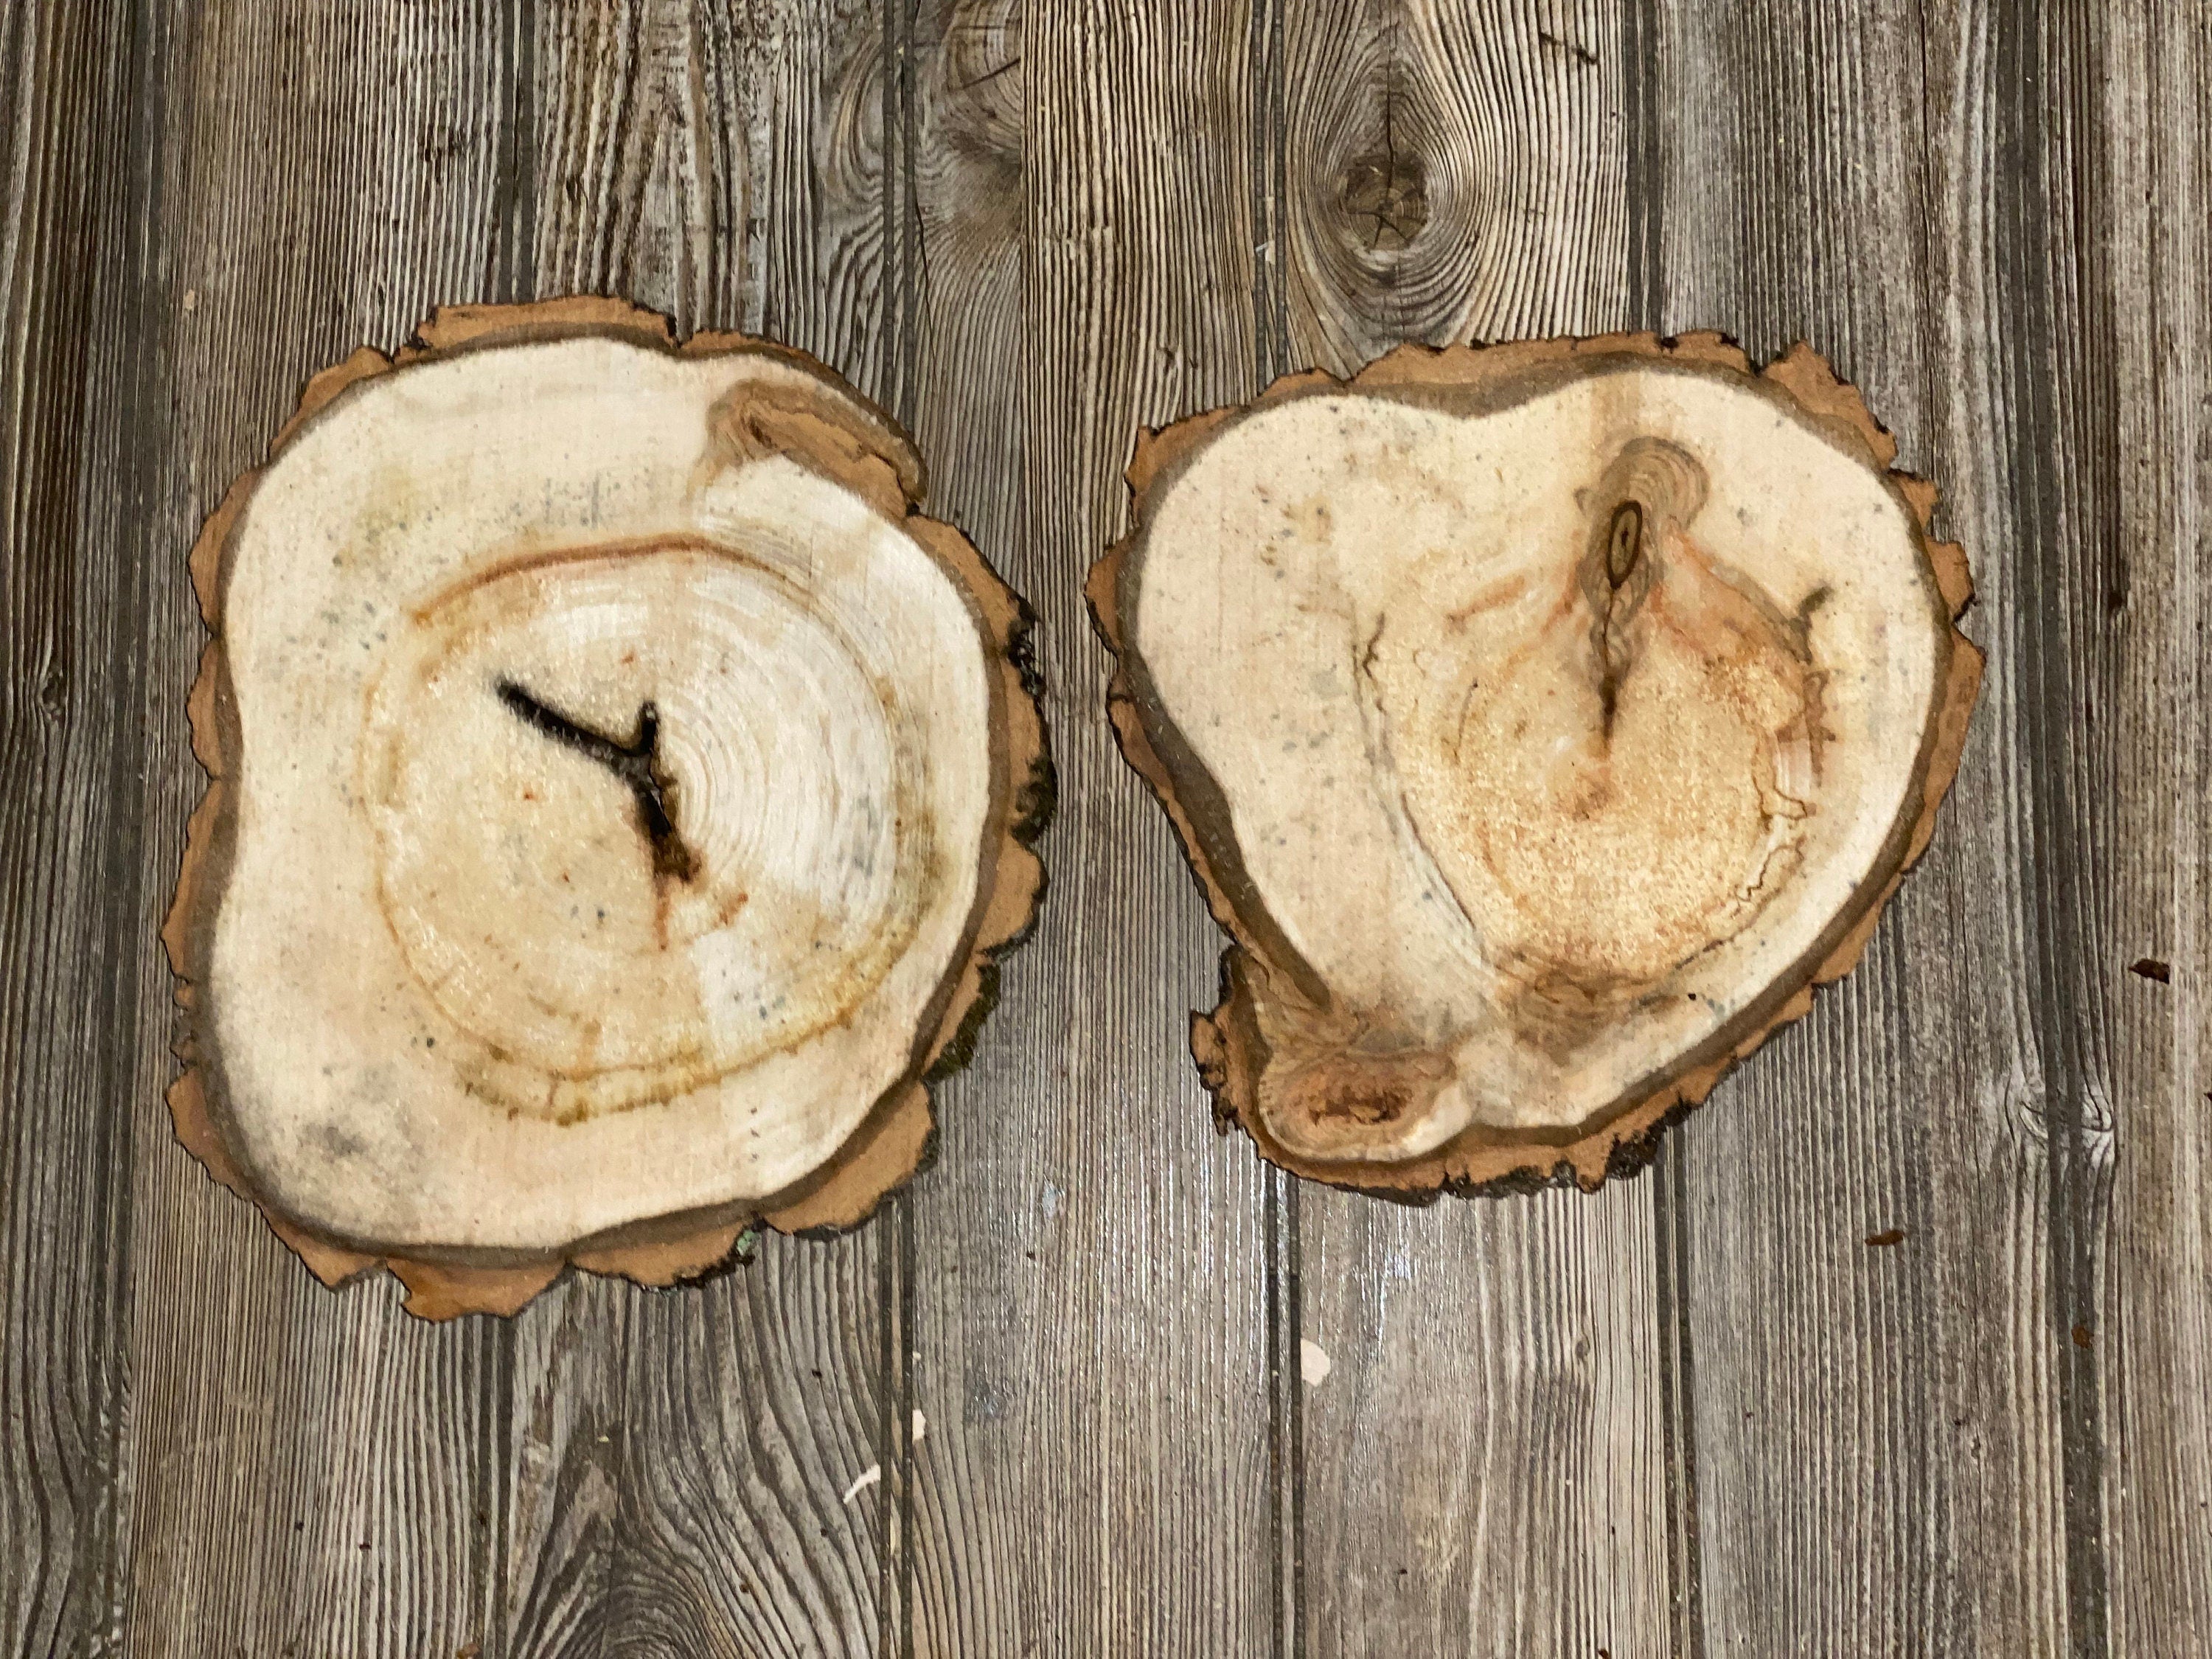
112,4,521,1654
898,1,1282,1652
497,4,902,1655
1977,10,2125,1647
1660,1,2048,1646
2102,4,2212,1647
1654,0,2143,1648
0,1,147,1651
1272,3,1677,1654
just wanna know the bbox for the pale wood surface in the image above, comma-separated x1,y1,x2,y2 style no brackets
1,1,2205,1655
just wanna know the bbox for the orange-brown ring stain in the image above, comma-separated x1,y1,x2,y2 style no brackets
1409,439,1830,1033
358,533,937,1128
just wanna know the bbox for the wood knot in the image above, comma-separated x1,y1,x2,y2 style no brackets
1257,1030,1460,1161
1340,148,1429,251
1318,1084,1408,1126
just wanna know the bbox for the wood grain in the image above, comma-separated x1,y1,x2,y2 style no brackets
113,4,515,1653
1298,1189,1675,1656
1282,0,1630,371
1,0,2206,1652
2101,3,2212,1648
497,4,905,1656
898,2,1282,1652
499,1249,889,1658
0,2,144,1650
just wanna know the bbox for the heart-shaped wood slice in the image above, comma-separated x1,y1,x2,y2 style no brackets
1090,334,1978,1194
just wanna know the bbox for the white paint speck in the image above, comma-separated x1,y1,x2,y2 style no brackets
181,288,198,313
841,1464,881,1504
911,1409,927,1445
1300,1339,1332,1387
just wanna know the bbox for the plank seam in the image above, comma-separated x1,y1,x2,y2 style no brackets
883,0,922,1652
1250,0,1299,1649
492,0,541,307
484,4,538,1649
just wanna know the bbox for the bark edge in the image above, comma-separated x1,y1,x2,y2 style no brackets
1087,332,1981,1198
163,298,1049,1318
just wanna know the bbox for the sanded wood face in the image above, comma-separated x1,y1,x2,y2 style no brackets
184,325,1036,1271
361,542,940,1125
1105,343,1978,1186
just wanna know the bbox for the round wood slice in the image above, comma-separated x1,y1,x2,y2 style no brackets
1090,334,1980,1197
164,299,1048,1318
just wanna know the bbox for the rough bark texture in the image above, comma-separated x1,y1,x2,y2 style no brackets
163,298,1048,1318
1091,333,1980,1197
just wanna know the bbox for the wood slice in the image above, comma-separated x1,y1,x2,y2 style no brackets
164,299,1048,1318
1090,334,1980,1197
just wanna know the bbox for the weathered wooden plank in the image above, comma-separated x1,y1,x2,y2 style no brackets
1980,12,2129,1650
899,1,1282,1652
2102,4,2212,1648
111,4,520,1653
497,4,902,1655
500,1251,891,1658
1270,3,1677,1654
5,3,2194,1652
0,1,146,1650
1654,0,2126,1647
1298,1188,1677,1656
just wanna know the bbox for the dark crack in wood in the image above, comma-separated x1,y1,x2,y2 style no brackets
495,678,699,885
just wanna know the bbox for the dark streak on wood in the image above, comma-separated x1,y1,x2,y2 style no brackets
883,0,922,1649
493,0,540,307
1249,4,1304,1655
1652,1133,1706,1659
1996,6,2117,1651
0,2,145,1650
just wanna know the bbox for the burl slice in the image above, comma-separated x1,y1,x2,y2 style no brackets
1091,335,1978,1196
166,300,1046,1317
